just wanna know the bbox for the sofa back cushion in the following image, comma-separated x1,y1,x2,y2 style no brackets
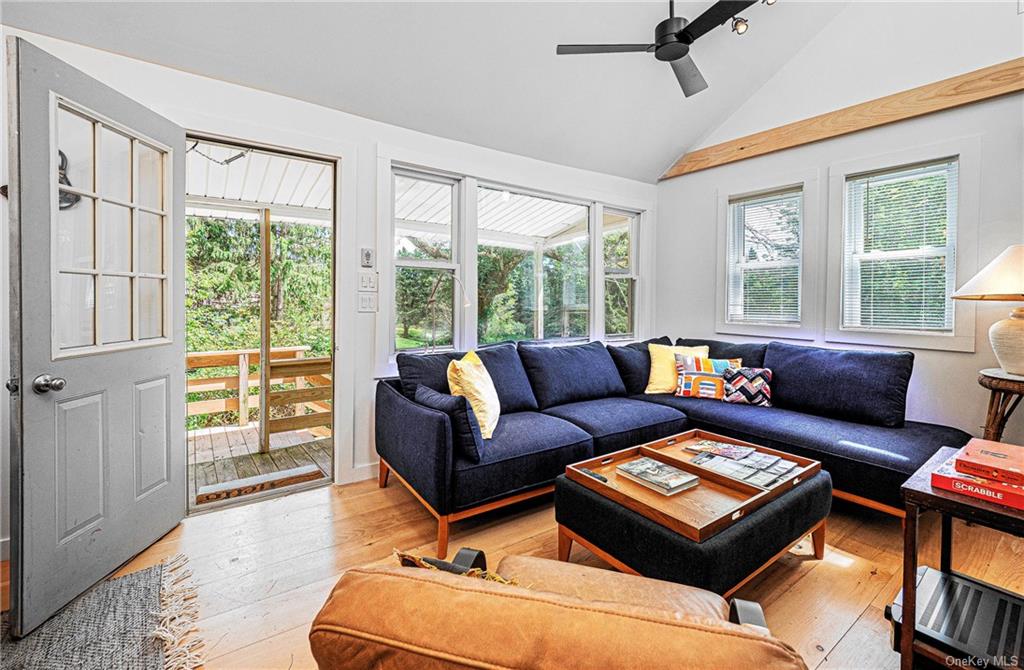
396,343,538,413
414,385,484,463
518,341,626,409
763,341,914,427
310,566,808,670
676,338,768,368
607,336,672,395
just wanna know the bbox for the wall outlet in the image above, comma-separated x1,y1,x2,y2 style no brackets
360,247,375,268
358,292,378,313
358,270,378,291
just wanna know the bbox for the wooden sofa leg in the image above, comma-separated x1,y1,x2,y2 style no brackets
437,517,450,560
812,521,826,560
378,461,390,488
557,525,573,562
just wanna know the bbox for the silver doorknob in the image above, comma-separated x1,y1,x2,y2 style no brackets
33,374,67,394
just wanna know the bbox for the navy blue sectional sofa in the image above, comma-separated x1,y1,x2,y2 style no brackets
376,337,972,558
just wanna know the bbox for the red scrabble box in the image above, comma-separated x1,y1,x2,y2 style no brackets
933,454,1024,511
954,438,1024,486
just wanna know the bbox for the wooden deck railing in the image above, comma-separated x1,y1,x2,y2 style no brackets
187,347,334,444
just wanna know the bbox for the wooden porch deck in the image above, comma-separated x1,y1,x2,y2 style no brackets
188,424,332,506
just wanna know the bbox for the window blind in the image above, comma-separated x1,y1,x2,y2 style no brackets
727,189,802,325
842,158,958,332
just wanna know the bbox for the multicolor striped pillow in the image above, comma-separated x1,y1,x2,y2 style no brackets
723,367,773,406
673,355,742,399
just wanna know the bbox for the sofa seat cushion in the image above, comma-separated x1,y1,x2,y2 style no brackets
634,394,970,507
518,341,627,409
495,555,729,621
543,398,688,456
451,412,592,510
396,343,538,413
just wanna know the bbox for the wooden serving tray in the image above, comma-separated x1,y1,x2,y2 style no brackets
565,429,821,542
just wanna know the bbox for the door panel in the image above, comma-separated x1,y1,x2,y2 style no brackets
133,376,171,499
55,392,106,542
7,37,186,636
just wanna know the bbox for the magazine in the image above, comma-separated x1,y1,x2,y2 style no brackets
617,457,700,496
685,439,756,461
691,451,798,488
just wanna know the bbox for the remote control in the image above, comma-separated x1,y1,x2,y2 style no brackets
580,468,607,482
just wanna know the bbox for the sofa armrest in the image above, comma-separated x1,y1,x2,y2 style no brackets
375,379,454,515
729,598,768,630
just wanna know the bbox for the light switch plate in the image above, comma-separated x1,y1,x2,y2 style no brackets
358,292,378,312
358,270,378,291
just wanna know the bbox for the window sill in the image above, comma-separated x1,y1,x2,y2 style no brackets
714,320,816,342
824,328,975,353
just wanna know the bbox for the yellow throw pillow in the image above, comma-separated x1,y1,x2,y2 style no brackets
645,344,711,394
447,351,500,439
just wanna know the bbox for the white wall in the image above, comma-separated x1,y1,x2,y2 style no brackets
656,93,1024,443
694,1,1024,151
0,28,656,555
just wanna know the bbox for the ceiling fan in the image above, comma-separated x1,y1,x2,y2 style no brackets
556,0,761,97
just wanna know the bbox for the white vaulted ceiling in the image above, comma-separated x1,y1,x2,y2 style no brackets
1,1,852,182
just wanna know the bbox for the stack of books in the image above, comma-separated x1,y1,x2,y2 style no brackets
930,438,1024,510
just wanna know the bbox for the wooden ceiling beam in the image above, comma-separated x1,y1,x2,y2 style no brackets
660,57,1024,181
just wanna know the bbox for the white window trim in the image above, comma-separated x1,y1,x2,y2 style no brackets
374,145,655,377
602,205,641,342
714,169,821,341
824,137,980,352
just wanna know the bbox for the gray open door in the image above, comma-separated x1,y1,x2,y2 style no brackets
6,37,186,636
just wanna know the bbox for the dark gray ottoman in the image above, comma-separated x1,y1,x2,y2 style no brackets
554,470,833,595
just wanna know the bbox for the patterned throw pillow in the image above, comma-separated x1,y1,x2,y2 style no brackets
676,373,726,399
674,354,742,374
723,367,773,406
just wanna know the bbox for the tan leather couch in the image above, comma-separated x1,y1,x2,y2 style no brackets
309,554,807,669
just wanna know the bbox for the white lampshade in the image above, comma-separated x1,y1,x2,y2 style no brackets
952,244,1024,301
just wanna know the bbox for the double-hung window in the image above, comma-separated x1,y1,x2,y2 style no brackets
841,158,958,333
392,170,459,352
726,188,803,326
602,209,638,339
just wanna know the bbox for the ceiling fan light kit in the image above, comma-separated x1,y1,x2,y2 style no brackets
555,0,768,98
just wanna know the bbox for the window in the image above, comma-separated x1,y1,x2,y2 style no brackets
603,209,638,339
726,188,802,326
475,187,589,343
52,100,170,357
841,158,958,333
392,171,458,351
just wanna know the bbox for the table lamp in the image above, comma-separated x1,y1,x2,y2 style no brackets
952,244,1024,375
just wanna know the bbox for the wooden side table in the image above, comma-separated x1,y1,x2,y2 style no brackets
979,368,1024,441
889,447,1024,670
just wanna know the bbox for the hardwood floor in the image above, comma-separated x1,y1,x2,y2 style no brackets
37,479,1024,668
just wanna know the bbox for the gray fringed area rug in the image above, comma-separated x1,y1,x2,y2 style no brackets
1,555,204,670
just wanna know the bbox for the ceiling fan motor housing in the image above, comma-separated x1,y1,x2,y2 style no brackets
654,16,690,61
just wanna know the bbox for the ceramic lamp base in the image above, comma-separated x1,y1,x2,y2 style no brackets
991,307,1024,376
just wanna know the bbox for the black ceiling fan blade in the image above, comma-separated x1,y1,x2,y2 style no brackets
681,1,757,43
556,44,655,55
670,54,708,97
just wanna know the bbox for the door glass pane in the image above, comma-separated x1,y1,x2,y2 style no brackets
99,126,131,201
100,276,131,343
393,174,453,261
138,278,163,339
395,267,453,351
57,196,95,269
100,202,131,271
57,106,94,192
136,143,163,210
138,211,163,274
57,273,95,348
